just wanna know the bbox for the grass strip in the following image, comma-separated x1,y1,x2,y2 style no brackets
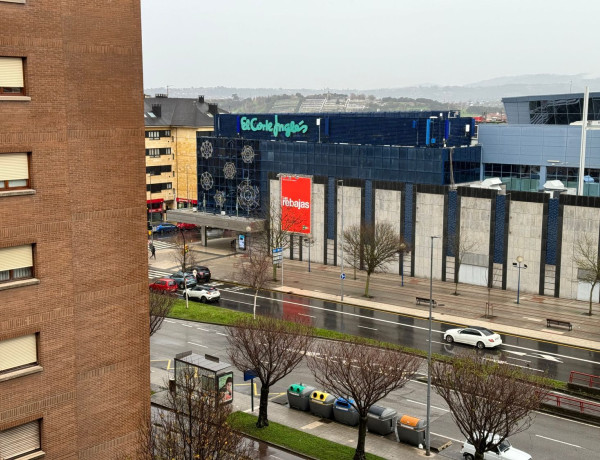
228,411,387,460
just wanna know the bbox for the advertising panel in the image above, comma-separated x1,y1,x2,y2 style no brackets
280,175,311,234
218,372,234,404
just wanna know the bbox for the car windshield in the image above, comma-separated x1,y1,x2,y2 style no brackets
498,440,511,452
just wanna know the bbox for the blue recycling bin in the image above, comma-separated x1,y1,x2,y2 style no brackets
333,397,359,426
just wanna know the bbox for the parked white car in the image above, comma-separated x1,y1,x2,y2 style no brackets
461,435,531,460
184,285,220,303
444,326,502,349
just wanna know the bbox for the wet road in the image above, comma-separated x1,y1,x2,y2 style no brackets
212,282,600,382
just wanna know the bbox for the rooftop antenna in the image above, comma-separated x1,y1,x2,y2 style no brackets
166,85,171,97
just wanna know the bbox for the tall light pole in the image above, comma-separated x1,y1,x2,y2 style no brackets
512,256,527,304
302,226,311,273
398,242,407,287
426,235,439,457
338,180,344,301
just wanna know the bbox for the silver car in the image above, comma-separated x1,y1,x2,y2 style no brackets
184,285,220,303
444,326,502,349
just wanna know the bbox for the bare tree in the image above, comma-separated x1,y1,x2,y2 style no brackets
573,234,600,315
306,338,422,460
172,230,200,272
134,369,251,459
342,224,361,280
448,232,478,295
149,290,176,337
343,222,402,297
236,247,273,318
432,352,549,460
226,316,314,428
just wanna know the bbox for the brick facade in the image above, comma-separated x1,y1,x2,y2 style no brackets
0,1,149,458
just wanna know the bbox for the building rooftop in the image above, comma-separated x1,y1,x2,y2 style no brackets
144,96,226,128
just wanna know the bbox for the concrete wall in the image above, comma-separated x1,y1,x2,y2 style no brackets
414,192,445,279
298,183,325,265
559,205,600,301
375,188,402,274
337,186,362,268
458,196,492,286
507,200,544,295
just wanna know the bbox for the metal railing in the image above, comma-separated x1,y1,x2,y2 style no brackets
569,371,600,389
542,392,600,416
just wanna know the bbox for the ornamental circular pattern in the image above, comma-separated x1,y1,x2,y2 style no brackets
200,171,214,190
223,162,236,179
200,140,213,159
214,190,226,208
240,145,255,164
237,179,260,211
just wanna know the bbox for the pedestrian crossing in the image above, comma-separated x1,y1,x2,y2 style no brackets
148,268,173,280
150,240,177,250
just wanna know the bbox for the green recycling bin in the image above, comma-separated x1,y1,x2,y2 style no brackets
287,383,316,411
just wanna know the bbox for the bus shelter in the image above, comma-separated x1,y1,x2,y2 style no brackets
174,351,234,404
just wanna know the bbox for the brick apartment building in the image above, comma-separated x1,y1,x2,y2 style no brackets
144,96,220,224
0,1,149,458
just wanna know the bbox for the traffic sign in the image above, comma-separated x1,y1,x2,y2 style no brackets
244,369,258,381
272,247,283,264
341,273,346,280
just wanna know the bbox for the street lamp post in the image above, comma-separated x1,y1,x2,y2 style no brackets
426,235,439,457
302,228,312,273
512,256,527,304
337,180,344,301
398,242,407,287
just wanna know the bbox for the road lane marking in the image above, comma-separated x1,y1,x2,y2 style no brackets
298,313,316,318
187,341,207,348
216,332,227,336
181,324,193,328
536,435,581,448
431,432,462,443
197,327,209,331
358,325,378,331
406,399,448,412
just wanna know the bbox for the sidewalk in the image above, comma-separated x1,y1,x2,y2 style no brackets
150,237,600,351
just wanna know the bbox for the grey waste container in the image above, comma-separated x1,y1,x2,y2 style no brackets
309,390,336,419
287,383,316,411
397,415,426,447
333,397,359,426
367,404,398,435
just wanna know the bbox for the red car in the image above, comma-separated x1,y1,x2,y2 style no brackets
149,278,178,292
177,222,197,230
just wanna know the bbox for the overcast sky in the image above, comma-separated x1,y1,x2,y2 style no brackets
141,0,600,90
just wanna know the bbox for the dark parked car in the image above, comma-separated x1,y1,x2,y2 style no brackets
153,223,178,234
189,266,211,282
169,271,197,289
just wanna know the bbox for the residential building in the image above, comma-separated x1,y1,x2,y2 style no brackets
144,95,221,224
0,1,148,458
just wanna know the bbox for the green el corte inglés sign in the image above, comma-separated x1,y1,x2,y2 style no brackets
240,115,308,138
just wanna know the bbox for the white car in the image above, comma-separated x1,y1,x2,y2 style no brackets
184,285,220,303
444,326,502,349
461,435,531,460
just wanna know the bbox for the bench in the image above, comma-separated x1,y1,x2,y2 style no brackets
546,318,572,331
416,297,438,307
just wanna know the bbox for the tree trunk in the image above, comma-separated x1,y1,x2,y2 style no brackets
257,384,270,428
353,416,368,460
589,282,595,316
364,273,371,297
475,451,485,460
454,280,459,295
272,264,277,281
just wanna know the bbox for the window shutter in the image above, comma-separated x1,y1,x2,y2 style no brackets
0,153,29,181
0,57,24,87
0,245,33,272
0,334,37,373
0,420,40,459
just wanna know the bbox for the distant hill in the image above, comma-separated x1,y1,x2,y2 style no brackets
145,74,600,111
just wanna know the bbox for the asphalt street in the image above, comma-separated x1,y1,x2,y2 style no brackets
204,282,600,382
151,318,600,460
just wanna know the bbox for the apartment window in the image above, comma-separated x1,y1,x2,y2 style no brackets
0,57,25,96
0,334,38,375
0,153,30,190
0,245,33,283
146,148,160,157
147,131,160,139
0,420,43,460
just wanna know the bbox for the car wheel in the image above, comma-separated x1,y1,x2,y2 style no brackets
445,335,454,343
476,341,485,349
464,454,474,460
178,282,184,289
200,296,207,303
